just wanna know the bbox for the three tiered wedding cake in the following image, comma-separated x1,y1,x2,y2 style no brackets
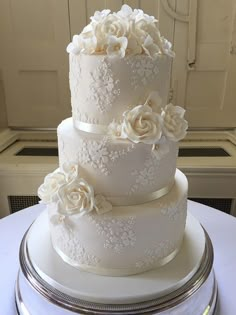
38,5,188,276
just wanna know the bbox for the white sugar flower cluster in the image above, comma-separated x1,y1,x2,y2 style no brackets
108,92,188,145
67,5,174,59
38,162,112,217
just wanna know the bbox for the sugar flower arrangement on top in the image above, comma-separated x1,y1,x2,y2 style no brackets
108,91,188,149
38,162,112,218
67,5,174,59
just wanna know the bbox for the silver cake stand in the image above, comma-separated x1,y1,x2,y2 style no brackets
15,211,218,315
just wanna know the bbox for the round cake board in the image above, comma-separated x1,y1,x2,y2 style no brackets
26,210,205,305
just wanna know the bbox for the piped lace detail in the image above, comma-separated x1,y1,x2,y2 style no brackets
77,137,135,175
52,223,100,266
59,135,135,176
136,239,176,269
161,194,187,220
86,57,120,113
129,155,160,195
126,56,160,89
88,214,137,253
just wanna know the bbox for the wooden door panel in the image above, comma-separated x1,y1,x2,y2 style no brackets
170,0,236,128
0,0,70,128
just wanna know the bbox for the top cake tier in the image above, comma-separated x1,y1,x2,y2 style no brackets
69,53,171,127
67,5,175,128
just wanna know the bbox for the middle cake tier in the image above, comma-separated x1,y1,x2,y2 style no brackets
58,117,178,203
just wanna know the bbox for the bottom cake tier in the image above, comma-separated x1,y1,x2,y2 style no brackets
48,169,187,276
15,208,217,315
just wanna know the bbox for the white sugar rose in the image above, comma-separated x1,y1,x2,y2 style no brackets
133,8,156,24
107,36,128,58
95,14,129,46
90,9,111,22
132,8,145,20
58,178,95,216
142,35,160,58
162,104,188,141
61,162,79,182
66,34,83,55
80,24,97,54
108,120,122,137
66,25,97,55
117,4,133,18
94,194,112,215
132,17,166,56
145,91,162,114
67,5,174,58
126,35,142,55
132,18,158,44
122,105,162,144
131,19,146,45
160,36,175,57
38,171,66,204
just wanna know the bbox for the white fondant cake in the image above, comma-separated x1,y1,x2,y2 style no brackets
38,5,188,276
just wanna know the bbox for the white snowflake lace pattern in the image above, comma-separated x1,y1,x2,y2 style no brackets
77,137,135,176
136,240,176,269
88,214,136,254
52,224,100,266
161,194,187,220
126,56,159,89
87,57,120,113
129,156,160,195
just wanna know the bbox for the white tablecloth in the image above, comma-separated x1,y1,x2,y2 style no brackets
0,200,236,315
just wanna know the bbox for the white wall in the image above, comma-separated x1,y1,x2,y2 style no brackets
0,70,7,129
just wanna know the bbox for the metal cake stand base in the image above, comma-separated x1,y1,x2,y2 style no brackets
15,210,218,315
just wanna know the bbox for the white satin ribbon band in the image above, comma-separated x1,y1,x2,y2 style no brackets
107,182,174,206
57,183,174,217
53,243,181,277
74,120,108,134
